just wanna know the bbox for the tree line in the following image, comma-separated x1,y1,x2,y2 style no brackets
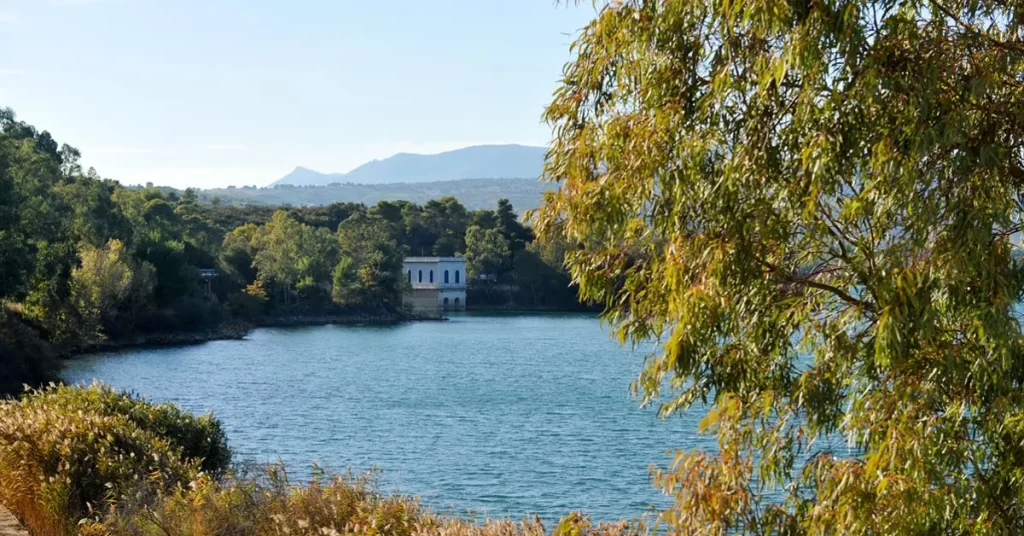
0,109,583,395
216,186,580,313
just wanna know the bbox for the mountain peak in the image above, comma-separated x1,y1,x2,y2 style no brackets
271,144,547,187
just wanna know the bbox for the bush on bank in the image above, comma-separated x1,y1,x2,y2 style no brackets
0,385,643,536
0,384,230,536
39,383,232,475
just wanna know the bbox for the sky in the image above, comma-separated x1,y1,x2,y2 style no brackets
0,1,598,189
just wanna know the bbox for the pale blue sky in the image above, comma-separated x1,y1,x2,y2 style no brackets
0,1,597,188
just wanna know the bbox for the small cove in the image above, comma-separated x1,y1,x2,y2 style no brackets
62,313,713,521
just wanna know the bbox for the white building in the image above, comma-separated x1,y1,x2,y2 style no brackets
402,257,467,314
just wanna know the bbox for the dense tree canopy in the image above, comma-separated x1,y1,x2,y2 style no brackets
71,239,155,341
251,211,307,304
0,106,586,394
334,213,405,308
540,0,1024,532
465,226,511,280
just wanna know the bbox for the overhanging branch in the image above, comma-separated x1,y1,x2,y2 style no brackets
760,258,877,313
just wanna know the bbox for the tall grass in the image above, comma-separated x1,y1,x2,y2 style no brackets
0,385,644,536
0,383,230,536
85,466,642,536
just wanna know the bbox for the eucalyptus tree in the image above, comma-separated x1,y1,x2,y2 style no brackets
252,211,304,304
539,0,1024,532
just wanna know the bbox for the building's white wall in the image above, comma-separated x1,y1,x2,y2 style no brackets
402,257,467,313
402,257,467,290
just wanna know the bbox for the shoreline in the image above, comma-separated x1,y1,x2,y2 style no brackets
248,311,441,328
75,323,251,355
67,308,585,358
71,311,436,357
462,305,598,313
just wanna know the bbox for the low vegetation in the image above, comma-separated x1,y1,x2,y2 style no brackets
0,384,640,536
0,384,229,536
87,469,641,536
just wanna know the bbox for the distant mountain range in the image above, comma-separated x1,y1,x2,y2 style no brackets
271,144,547,186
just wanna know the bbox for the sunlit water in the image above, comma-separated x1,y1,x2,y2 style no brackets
63,313,717,521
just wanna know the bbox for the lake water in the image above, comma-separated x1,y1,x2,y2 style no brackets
62,313,714,521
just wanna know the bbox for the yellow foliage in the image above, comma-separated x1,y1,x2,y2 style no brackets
243,279,269,300
92,467,644,536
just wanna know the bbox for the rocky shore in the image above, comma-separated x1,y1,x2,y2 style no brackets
77,322,251,354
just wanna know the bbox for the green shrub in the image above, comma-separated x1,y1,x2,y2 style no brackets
40,383,231,474
0,384,230,535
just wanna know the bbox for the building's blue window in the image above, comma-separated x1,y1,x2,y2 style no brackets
455,270,460,284
407,270,412,283
444,270,450,283
418,270,422,283
429,270,434,283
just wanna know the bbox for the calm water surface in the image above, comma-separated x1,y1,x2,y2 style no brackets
63,313,714,521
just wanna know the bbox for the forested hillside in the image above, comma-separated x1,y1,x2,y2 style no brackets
0,109,582,396
169,178,552,211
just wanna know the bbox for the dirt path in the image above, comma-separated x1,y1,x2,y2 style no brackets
0,506,27,536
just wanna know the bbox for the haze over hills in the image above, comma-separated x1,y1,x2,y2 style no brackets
271,144,547,186
194,178,553,211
